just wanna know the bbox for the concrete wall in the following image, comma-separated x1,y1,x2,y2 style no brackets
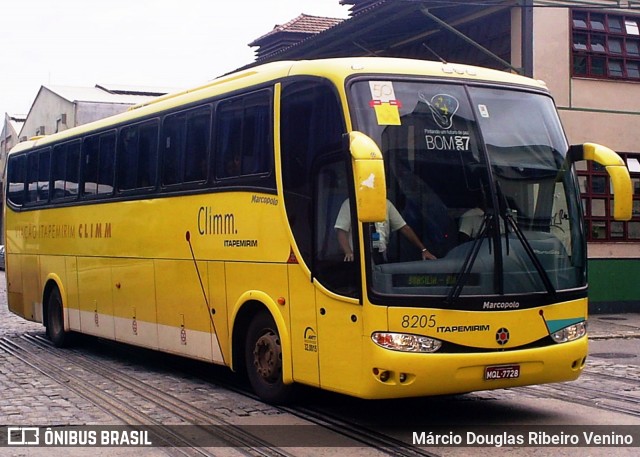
19,87,75,139
19,90,137,140
532,7,572,107
75,102,133,127
531,4,640,310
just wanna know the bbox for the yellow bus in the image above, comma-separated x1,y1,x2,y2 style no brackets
4,57,633,403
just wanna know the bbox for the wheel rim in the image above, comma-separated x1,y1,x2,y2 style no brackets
252,330,281,384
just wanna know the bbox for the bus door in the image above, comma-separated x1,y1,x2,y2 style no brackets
312,157,364,394
280,78,360,391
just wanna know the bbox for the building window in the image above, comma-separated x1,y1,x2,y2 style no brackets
608,16,623,33
577,153,640,241
626,19,640,35
572,9,640,81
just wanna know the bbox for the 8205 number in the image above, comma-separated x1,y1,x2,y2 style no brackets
401,314,437,329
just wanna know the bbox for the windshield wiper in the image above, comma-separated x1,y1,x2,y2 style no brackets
495,183,556,296
446,212,493,304
496,182,511,257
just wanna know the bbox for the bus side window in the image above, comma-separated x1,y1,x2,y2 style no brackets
118,121,158,191
25,151,40,204
137,122,158,188
82,132,115,197
163,106,211,186
52,144,67,200
98,133,115,194
82,135,100,196
52,141,80,200
37,149,50,203
118,126,138,191
184,107,211,183
162,112,185,186
216,109,242,178
215,90,271,180
66,142,81,198
7,154,26,206
241,101,271,175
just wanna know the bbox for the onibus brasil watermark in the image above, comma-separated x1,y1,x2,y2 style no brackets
5,427,151,447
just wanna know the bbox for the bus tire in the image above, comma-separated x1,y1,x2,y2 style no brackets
46,287,72,348
244,311,293,404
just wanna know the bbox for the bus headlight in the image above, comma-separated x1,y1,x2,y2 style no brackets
371,332,442,353
551,321,587,343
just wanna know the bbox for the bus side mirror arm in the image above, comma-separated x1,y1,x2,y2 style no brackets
568,143,633,221
347,132,387,222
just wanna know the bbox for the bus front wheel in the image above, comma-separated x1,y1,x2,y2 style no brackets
244,311,293,404
46,288,71,348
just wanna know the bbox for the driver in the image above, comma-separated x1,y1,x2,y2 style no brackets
334,199,436,263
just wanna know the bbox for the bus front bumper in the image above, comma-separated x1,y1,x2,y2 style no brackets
355,336,588,399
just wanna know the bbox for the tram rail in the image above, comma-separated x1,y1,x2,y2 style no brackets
518,367,640,419
1,332,443,457
3,329,640,455
0,333,295,457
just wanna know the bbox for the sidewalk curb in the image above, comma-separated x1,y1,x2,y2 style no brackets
588,314,640,340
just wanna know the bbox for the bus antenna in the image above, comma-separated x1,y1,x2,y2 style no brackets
185,230,226,365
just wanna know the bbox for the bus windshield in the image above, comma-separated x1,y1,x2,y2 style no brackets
350,80,585,300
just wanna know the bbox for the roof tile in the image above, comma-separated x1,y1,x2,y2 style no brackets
250,14,343,46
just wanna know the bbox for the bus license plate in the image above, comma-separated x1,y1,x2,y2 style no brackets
485,365,520,380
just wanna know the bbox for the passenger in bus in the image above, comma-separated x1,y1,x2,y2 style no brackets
458,206,486,243
458,197,506,242
334,199,437,263
225,151,242,176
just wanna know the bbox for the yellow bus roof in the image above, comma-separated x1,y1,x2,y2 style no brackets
9,57,547,154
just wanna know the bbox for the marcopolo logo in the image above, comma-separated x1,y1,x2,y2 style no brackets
483,301,520,310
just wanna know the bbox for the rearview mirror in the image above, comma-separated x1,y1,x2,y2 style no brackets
348,132,387,222
569,143,633,221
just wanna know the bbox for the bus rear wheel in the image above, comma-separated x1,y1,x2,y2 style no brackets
46,287,71,348
244,312,293,404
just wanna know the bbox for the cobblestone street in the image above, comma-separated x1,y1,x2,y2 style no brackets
0,272,161,456
0,272,380,457
2,270,640,457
